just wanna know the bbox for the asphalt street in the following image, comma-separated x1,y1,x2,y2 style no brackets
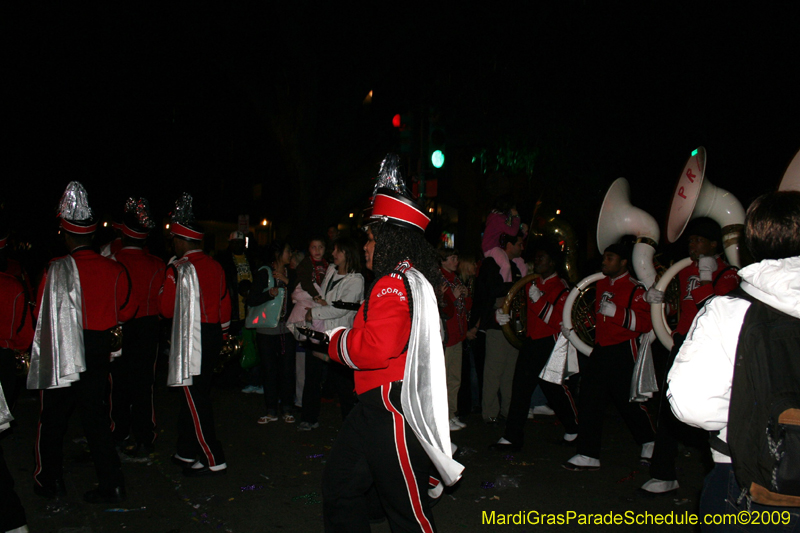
3,363,708,533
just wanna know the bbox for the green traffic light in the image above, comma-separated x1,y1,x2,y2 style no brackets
431,150,445,169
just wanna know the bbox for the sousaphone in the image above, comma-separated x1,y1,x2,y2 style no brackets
562,178,660,355
779,146,800,191
650,146,745,350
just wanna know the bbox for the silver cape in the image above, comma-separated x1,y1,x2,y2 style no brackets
28,255,85,390
401,268,464,486
630,331,659,402
167,260,202,387
540,332,580,385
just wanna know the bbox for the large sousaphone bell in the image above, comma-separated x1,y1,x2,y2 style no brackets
562,178,660,355
779,146,800,192
651,146,745,350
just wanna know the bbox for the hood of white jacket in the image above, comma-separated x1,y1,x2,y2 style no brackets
739,256,800,319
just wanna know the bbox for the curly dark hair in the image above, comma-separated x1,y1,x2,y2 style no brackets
371,222,442,288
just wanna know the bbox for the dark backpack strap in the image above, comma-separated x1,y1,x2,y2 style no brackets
709,431,731,457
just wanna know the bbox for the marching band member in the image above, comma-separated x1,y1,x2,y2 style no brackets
438,246,471,431
0,241,32,532
640,218,739,496
492,240,578,451
108,198,166,457
159,193,231,477
321,155,462,532
563,242,655,471
29,182,134,503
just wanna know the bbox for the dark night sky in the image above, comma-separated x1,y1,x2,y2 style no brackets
7,3,800,258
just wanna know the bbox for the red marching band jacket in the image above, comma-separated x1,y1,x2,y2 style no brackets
594,271,652,347
329,269,412,395
526,272,570,341
34,248,135,331
158,250,231,332
113,247,166,319
674,256,739,336
0,272,33,350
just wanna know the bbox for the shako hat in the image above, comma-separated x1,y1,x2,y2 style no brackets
604,241,632,263
122,197,156,239
58,181,97,234
365,153,430,232
169,193,203,241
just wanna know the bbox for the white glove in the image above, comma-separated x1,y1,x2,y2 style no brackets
561,324,572,338
495,309,511,326
698,255,716,282
528,284,543,303
644,287,665,304
599,300,617,318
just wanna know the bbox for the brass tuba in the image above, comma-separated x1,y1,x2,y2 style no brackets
215,335,244,373
13,350,31,377
651,147,745,350
501,274,539,349
562,178,661,355
501,212,579,349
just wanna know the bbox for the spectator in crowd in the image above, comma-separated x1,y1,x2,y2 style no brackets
248,240,297,424
438,247,472,431
476,230,527,423
298,237,364,431
217,231,255,337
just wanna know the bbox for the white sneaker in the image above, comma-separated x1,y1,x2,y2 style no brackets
562,454,601,471
640,478,679,493
527,408,535,419
449,418,463,431
533,405,555,416
451,417,466,429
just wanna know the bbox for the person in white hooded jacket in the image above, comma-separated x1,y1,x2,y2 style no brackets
298,237,364,430
668,190,800,530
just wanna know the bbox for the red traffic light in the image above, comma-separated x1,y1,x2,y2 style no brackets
392,114,402,128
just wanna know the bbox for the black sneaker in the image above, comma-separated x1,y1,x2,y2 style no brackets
171,454,195,467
